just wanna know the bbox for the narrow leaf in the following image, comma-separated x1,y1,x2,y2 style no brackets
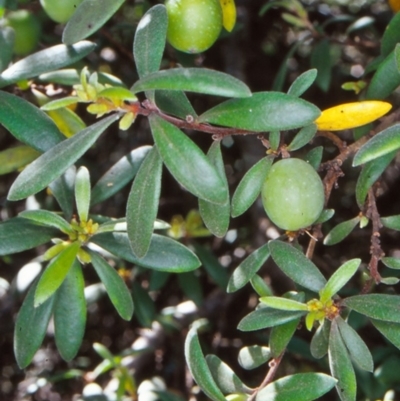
319,259,361,303
371,319,400,351
127,146,162,258
269,317,300,358
198,92,321,132
131,281,156,327
287,124,317,152
310,320,330,359
34,242,80,307
336,316,373,372
381,13,400,57
310,39,332,92
0,26,14,73
323,217,360,246
227,243,270,293
132,68,251,98
256,373,337,401
19,210,73,234
90,251,134,320
381,215,400,230
0,91,64,152
185,327,226,401
329,319,357,401
287,69,318,97
353,123,400,166
155,90,197,119
199,141,230,237
14,280,56,368
269,240,327,293
0,41,96,87
381,257,400,269
305,146,323,170
260,296,308,312
54,260,86,361
0,218,58,256
238,345,271,370
0,145,40,175
149,115,227,205
91,232,201,272
62,0,125,45
231,157,272,218
75,166,91,222
8,114,118,201
343,294,400,323
91,146,152,205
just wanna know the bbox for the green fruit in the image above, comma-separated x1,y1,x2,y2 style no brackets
261,158,324,231
40,0,84,24
7,10,41,56
165,0,222,54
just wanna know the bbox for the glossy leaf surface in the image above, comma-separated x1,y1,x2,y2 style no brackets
49,167,76,221
92,232,201,272
260,297,308,311
287,124,317,152
63,0,125,45
269,240,326,293
227,243,270,293
0,41,96,86
0,91,64,152
310,320,330,359
381,12,400,56
238,345,271,370
155,90,197,119
8,114,118,201
198,92,320,132
149,115,227,205
323,217,360,246
54,261,86,361
19,210,73,234
231,157,272,218
381,215,400,230
353,123,400,166
91,146,152,205
75,166,91,222
381,257,400,269
287,69,317,97
127,146,162,258
14,280,55,368
185,327,226,401
90,251,134,320
132,68,251,98
199,141,230,237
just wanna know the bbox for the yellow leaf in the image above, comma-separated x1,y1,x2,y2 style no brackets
315,101,392,131
219,0,236,32
389,0,400,12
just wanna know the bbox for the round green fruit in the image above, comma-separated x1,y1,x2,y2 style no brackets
7,10,41,56
40,0,84,24
165,0,222,54
261,158,324,231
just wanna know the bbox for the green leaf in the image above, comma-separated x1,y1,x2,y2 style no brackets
91,145,152,205
0,145,40,175
19,210,73,234
319,259,361,303
381,257,400,269
328,319,356,401
250,274,273,297
287,124,317,152
381,214,400,230
381,13,400,57
149,115,227,204
305,146,323,170
178,270,203,307
206,355,252,395
256,373,337,401
269,240,327,293
310,39,332,92
75,166,91,222
231,157,273,218
90,251,134,321
287,69,318,97
127,146,162,258
198,92,321,132
199,141,230,237
8,114,118,201
238,307,306,332
353,124,400,166
91,232,201,272
134,5,167,79
0,91,64,152
34,242,80,307
310,320,330,359
0,26,14,73
336,316,373,372
14,279,56,368
49,167,76,221
62,0,125,45
269,131,280,151
343,294,400,323
396,44,400,72
155,90,197,119
260,296,308,311
314,209,335,224
0,41,96,87
185,327,226,401
54,260,86,361
40,96,79,111
371,319,400,351
355,151,396,207
0,217,58,256
227,243,270,293
323,217,360,246
131,281,156,327
366,49,400,100
238,345,271,370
